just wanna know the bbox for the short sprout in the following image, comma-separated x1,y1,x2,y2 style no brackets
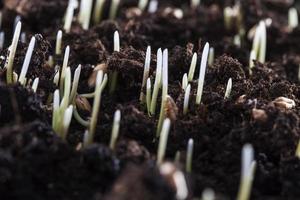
288,7,298,30
114,31,120,52
182,73,188,90
191,0,201,9
208,47,214,66
140,46,151,102
70,65,82,104
109,110,121,150
148,0,158,13
186,138,194,173
157,118,171,166
188,53,197,82
0,32,5,50
202,188,215,200
146,78,152,115
60,46,70,94
31,78,39,93
150,48,162,115
196,42,210,105
19,36,36,85
5,21,22,84
138,0,149,11
55,30,62,55
224,78,232,99
250,21,267,69
183,84,191,115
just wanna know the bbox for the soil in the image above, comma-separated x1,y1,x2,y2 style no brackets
1,0,300,200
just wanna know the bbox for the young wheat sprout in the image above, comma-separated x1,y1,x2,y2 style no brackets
93,0,105,24
60,46,70,94
146,78,152,115
138,0,149,11
202,188,215,200
191,0,201,9
288,7,298,30
208,47,214,66
52,90,60,129
54,70,60,86
109,0,120,19
157,49,169,135
70,65,82,104
224,78,232,99
150,48,163,115
183,84,191,115
188,53,197,82
157,118,171,166
62,105,73,140
18,36,36,85
109,31,120,94
196,42,210,105
182,73,188,90
250,21,267,68
140,46,151,102
109,110,121,150
114,31,120,52
186,138,194,173
249,50,256,70
237,144,257,200
56,30,62,55
78,0,93,30
61,67,72,111
86,71,106,145
5,21,22,84
0,32,5,50
148,0,158,13
32,78,39,93
64,0,77,33
14,16,21,30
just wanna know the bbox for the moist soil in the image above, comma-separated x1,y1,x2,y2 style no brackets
1,0,300,200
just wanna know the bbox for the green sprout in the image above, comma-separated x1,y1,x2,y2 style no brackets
150,48,162,115
186,138,194,173
5,21,22,84
93,0,105,24
157,118,171,166
18,36,36,85
196,42,210,105
109,110,121,150
237,144,257,200
224,78,232,99
140,46,151,103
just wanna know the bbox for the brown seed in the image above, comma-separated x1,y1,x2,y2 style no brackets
75,96,92,113
88,63,107,87
252,108,268,122
164,95,178,122
236,94,247,104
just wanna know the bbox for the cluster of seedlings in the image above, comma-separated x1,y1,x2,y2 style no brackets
1,0,300,200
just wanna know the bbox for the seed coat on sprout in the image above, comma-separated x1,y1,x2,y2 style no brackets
5,21,22,84
140,46,151,102
224,78,232,99
19,36,36,85
150,48,162,115
186,138,194,173
196,42,210,105
237,144,257,200
109,110,121,150
157,118,171,166
188,53,197,82
56,30,62,55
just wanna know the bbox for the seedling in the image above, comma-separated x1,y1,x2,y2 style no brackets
224,78,232,99
53,70,60,86
183,84,191,115
109,31,120,94
288,8,298,30
140,46,151,103
186,138,194,173
5,21,22,84
188,53,197,81
157,49,169,135
55,30,62,55
196,42,210,105
237,144,257,200
250,21,266,71
70,65,82,104
148,0,158,13
150,48,162,115
146,78,152,115
109,110,121,150
60,46,70,95
85,71,108,146
64,0,77,33
208,47,214,66
32,78,39,93
93,0,105,24
202,188,215,200
182,73,188,90
78,0,93,30
191,0,200,9
109,0,120,19
18,36,36,86
157,118,171,166
138,0,149,11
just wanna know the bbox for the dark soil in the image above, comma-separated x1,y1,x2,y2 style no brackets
1,0,300,200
